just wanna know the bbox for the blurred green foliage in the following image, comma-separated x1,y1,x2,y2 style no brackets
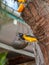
0,52,8,65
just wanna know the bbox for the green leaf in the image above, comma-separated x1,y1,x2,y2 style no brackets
0,52,8,65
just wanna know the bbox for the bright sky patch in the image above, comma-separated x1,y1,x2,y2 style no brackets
3,0,18,10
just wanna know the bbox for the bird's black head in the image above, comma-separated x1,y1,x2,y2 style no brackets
14,0,18,2
18,33,23,38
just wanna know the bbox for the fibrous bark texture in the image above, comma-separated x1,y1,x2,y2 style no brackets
22,0,49,65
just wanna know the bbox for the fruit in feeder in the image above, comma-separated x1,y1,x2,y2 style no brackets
17,3,25,12
18,0,26,3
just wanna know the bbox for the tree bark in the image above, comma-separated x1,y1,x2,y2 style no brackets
22,0,49,65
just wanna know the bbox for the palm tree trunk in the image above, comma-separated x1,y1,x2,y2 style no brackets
22,0,49,65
